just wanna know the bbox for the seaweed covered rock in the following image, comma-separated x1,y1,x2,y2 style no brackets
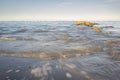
106,41,120,45
108,50,120,60
75,21,86,25
0,37,16,40
75,21,96,27
91,27,102,32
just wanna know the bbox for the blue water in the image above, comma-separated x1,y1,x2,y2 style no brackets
0,21,120,80
0,21,120,53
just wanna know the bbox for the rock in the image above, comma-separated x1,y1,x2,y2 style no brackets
75,21,85,25
0,37,16,40
39,52,50,60
91,27,102,32
66,72,72,78
6,69,13,73
106,41,120,45
75,21,95,27
85,22,94,27
108,50,120,60
15,70,20,73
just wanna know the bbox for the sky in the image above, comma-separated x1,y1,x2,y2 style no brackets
0,0,120,21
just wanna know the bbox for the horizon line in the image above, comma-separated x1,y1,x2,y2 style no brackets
0,20,120,22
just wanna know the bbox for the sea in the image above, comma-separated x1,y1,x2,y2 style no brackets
0,21,120,80
0,21,120,53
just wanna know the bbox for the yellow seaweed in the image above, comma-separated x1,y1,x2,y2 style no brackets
75,21,95,27
91,27,102,32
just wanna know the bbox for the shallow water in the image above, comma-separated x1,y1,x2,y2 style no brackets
0,21,120,80
0,21,120,53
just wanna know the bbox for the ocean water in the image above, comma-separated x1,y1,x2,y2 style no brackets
0,21,120,53
0,21,120,80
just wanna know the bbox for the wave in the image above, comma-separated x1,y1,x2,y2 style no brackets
0,37,36,41
33,30,49,33
14,29,28,33
0,46,104,60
